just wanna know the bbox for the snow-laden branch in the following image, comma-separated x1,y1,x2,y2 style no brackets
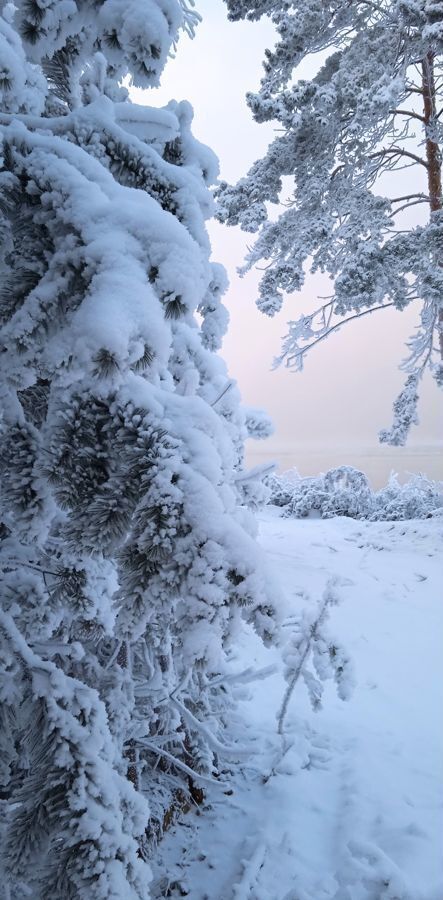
208,664,278,688
136,739,230,789
171,695,254,759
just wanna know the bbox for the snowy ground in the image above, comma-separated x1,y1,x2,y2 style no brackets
152,508,443,899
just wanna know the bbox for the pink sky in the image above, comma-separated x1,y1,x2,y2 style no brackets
133,1,442,484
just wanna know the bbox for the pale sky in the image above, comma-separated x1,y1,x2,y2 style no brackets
133,1,442,484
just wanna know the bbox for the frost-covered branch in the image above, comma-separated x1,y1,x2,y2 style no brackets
219,0,443,442
275,303,395,371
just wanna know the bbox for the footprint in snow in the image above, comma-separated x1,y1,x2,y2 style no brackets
301,745,332,771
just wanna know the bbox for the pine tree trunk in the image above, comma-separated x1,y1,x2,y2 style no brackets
422,51,443,358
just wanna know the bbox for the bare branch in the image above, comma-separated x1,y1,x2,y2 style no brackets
390,193,429,203
389,198,430,216
280,303,396,369
369,147,428,168
389,108,425,123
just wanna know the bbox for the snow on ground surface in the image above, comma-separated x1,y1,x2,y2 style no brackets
152,508,443,899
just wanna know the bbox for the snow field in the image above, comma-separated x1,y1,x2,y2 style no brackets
153,508,443,899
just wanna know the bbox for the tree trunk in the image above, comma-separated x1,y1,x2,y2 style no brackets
422,51,443,358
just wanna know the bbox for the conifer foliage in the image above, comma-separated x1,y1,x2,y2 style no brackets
0,2,277,895
219,0,443,443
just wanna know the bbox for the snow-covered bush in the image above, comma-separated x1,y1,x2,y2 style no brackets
371,473,443,521
265,470,297,508
322,467,374,519
283,475,330,519
268,467,443,521
275,467,374,520
0,3,278,896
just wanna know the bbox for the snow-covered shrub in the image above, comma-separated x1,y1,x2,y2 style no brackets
322,467,374,518
371,473,443,521
265,469,299,508
0,4,278,895
268,467,443,521
283,474,330,519
278,467,374,519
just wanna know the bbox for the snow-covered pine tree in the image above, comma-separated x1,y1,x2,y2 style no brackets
0,3,278,895
218,0,443,444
